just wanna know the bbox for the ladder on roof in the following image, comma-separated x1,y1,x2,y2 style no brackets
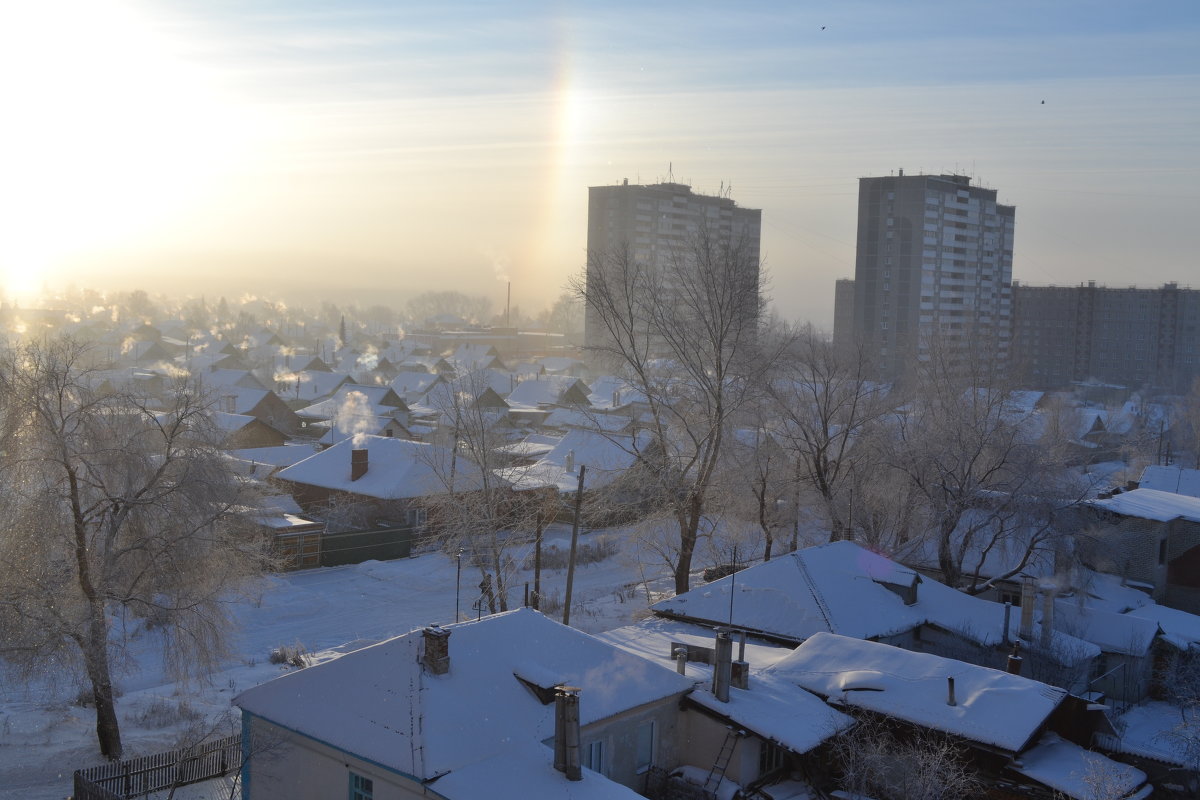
704,728,742,795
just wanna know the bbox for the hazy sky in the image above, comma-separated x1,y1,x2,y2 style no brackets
2,1,1198,327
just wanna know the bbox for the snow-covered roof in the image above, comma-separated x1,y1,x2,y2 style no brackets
1113,700,1196,768
687,674,855,756
1139,465,1200,498
542,408,631,433
1009,732,1147,800
230,445,320,470
235,608,693,781
276,435,470,499
766,632,1067,753
1087,487,1200,523
1126,603,1200,650
514,428,644,492
652,542,1096,660
296,384,408,420
506,376,590,409
429,741,643,800
1053,600,1158,657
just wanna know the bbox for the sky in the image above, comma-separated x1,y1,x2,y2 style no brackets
1,0,1198,328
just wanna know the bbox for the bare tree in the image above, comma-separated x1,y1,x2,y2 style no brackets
766,324,890,541
0,338,271,759
572,226,770,594
421,370,529,615
879,333,1083,591
831,716,983,800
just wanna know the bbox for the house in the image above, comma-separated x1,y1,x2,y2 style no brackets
274,435,480,528
1077,487,1200,613
766,632,1147,800
506,375,592,410
209,387,302,436
234,609,694,799
651,541,1099,695
212,412,288,449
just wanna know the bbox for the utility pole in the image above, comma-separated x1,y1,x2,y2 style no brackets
562,465,586,626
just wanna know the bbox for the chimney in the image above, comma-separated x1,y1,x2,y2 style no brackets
553,687,583,781
1019,576,1035,640
422,625,450,675
732,660,749,690
565,450,575,473
1040,587,1055,649
351,448,369,481
712,629,733,702
1006,640,1023,675
674,647,688,675
946,676,957,706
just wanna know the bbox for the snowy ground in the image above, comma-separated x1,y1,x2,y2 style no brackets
0,525,677,800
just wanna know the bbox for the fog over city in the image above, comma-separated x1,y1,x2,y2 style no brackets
3,1,1198,327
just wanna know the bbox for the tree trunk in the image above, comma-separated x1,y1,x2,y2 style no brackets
83,605,122,760
673,496,703,595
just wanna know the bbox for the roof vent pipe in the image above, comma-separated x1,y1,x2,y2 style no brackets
947,676,957,706
674,647,688,675
553,687,583,781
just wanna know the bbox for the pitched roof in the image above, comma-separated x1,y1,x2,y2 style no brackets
276,435,466,499
234,609,693,780
766,632,1066,753
1139,465,1200,498
1087,487,1200,523
652,541,1096,661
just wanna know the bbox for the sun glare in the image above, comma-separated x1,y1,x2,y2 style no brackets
0,0,258,303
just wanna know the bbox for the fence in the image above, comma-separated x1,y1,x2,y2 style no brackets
73,734,241,800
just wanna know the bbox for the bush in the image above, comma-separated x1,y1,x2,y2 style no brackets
527,535,618,570
134,697,202,729
269,642,311,669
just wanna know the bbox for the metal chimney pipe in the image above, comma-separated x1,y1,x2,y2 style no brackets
1006,640,1023,675
1019,576,1036,640
554,687,582,781
713,629,733,702
947,676,957,706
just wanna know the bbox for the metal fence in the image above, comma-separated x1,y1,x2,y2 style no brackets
73,734,241,800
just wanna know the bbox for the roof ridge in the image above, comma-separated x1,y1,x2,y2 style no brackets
794,551,836,634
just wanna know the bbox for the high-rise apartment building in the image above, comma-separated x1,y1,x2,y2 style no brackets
846,172,1015,379
584,181,761,354
1012,281,1200,392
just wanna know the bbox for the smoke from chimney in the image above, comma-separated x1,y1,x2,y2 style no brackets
1019,576,1035,640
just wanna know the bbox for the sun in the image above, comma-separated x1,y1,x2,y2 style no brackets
0,0,257,303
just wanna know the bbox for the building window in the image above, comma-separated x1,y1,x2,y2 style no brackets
635,720,655,773
407,508,428,527
584,740,605,775
349,773,374,800
758,740,786,776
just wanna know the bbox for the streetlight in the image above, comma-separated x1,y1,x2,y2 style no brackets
455,548,465,622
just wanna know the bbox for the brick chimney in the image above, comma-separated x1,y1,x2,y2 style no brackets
351,448,368,481
422,625,450,675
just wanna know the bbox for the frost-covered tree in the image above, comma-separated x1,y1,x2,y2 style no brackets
0,338,271,759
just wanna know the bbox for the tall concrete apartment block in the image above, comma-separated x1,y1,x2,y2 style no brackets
848,172,1015,379
1012,281,1200,392
585,181,761,354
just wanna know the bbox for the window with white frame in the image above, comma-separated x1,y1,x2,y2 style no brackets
635,720,655,773
349,772,373,800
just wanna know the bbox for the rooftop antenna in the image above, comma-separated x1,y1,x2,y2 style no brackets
668,162,674,183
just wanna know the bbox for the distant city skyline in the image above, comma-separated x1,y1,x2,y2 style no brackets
2,0,1198,328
